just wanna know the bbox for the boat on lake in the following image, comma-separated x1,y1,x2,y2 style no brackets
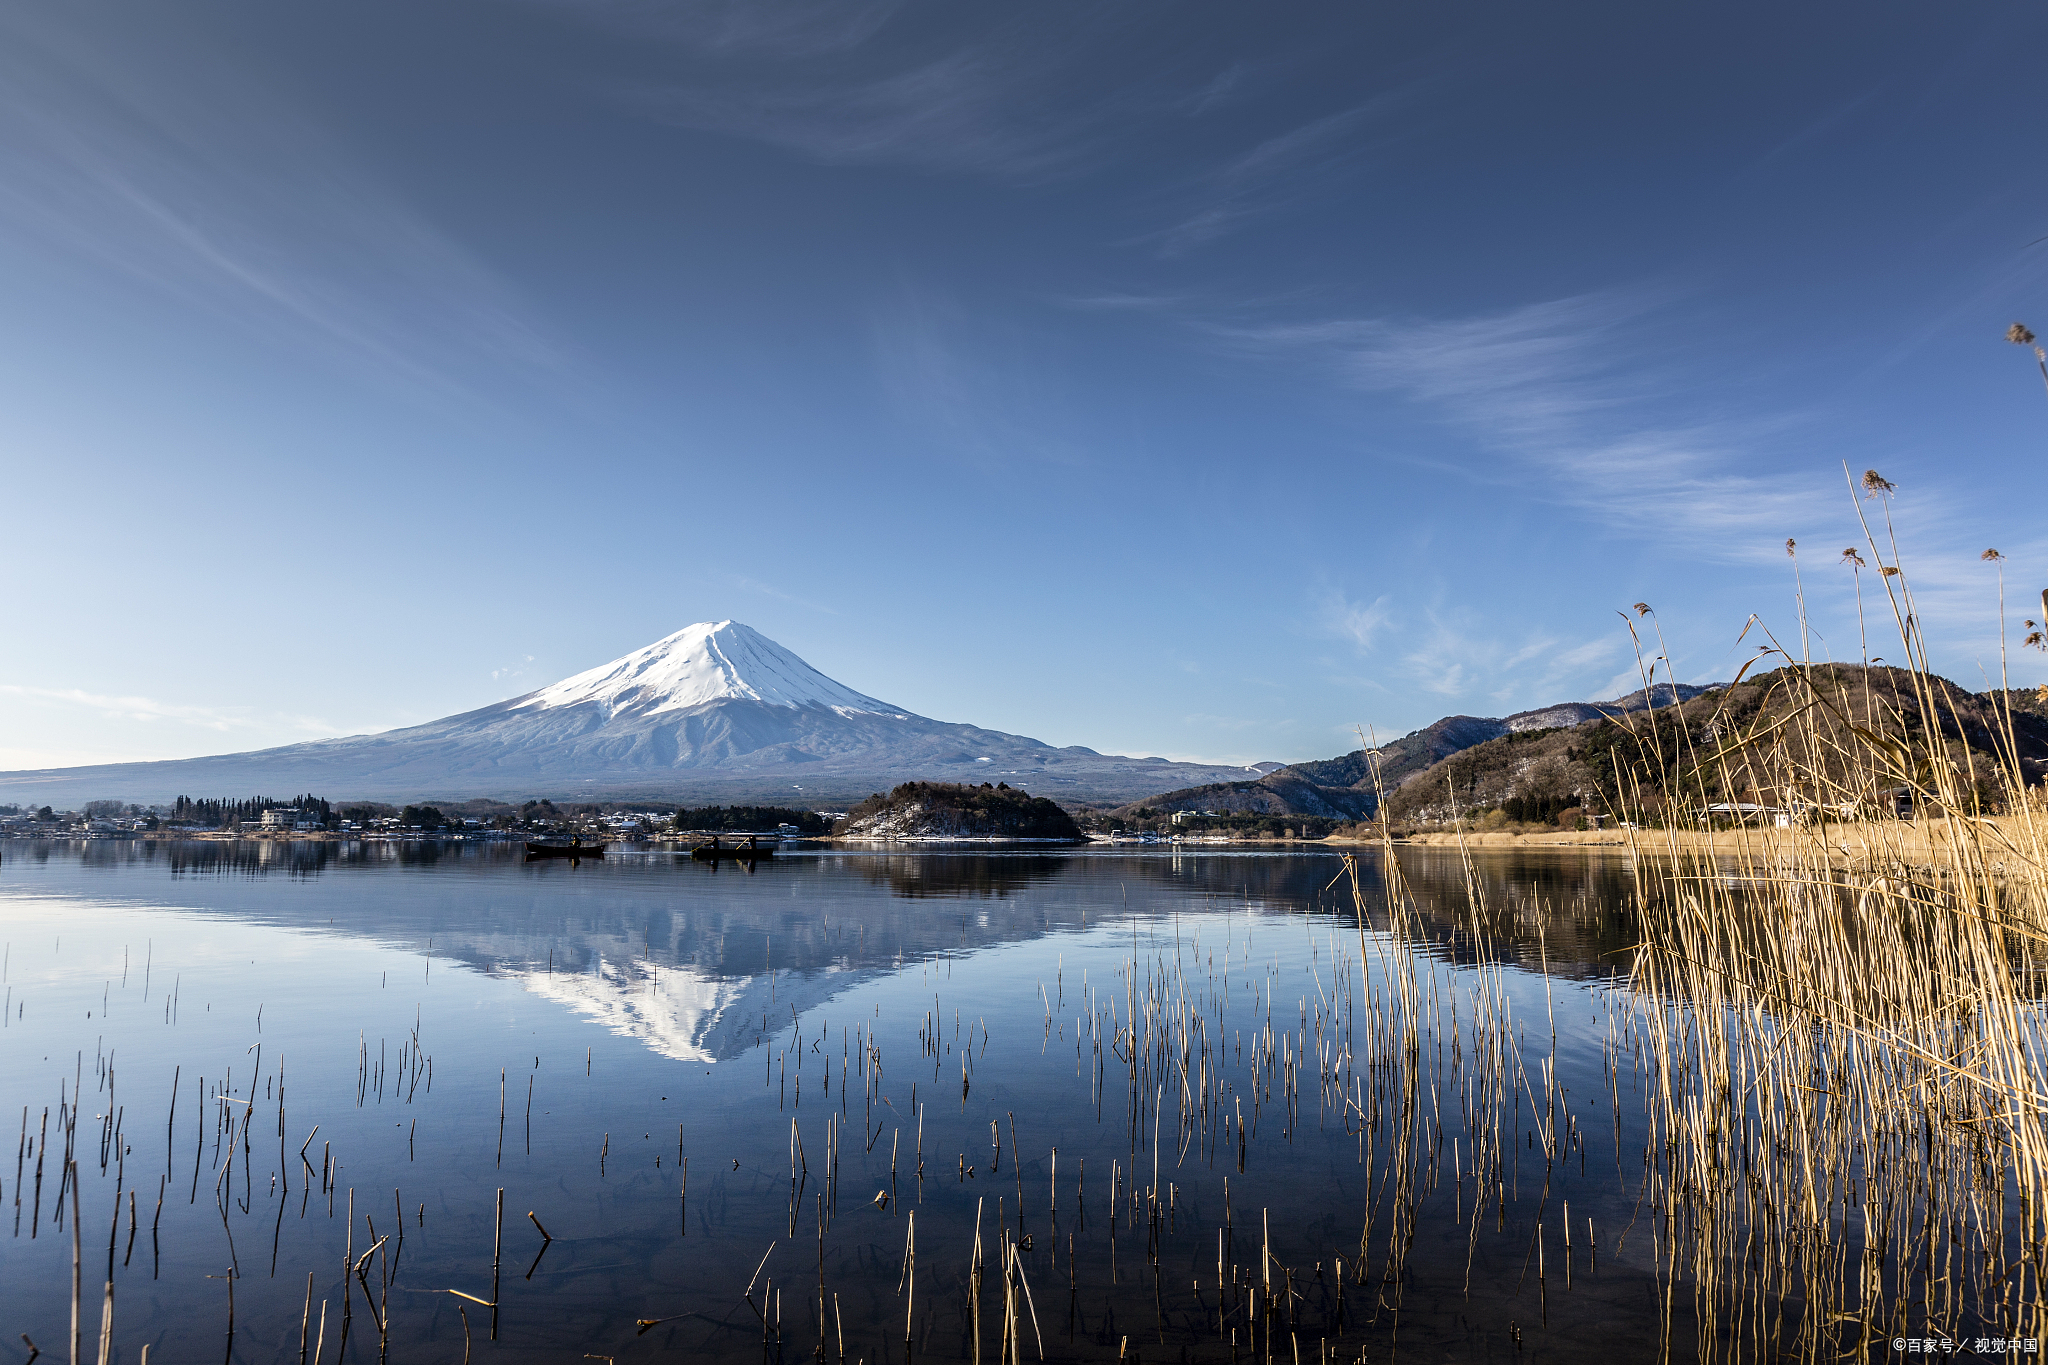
524,841,606,859
690,834,775,861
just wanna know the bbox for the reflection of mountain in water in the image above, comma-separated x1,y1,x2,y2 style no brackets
511,959,752,1063
12,842,1124,1060
9,841,1656,1059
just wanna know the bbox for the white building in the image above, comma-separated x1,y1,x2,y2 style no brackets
260,809,320,831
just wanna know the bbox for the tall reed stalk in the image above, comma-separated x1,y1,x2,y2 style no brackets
1594,475,2048,1358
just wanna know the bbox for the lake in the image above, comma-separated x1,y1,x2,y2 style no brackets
0,839,1993,1363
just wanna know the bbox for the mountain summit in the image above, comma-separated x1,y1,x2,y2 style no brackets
0,622,1267,806
517,621,899,718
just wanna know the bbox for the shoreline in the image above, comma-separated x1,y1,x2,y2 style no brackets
13,819,2042,864
1337,814,2046,862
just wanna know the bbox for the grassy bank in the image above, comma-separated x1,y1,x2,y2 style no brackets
1366,811,2046,860
1338,472,2048,1356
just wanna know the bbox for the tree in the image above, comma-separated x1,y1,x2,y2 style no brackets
400,805,447,830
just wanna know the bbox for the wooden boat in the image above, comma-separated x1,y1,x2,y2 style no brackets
524,842,606,859
690,834,775,861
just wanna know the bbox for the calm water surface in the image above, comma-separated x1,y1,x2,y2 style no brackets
0,840,1667,1363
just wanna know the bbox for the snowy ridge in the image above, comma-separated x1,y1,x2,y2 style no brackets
508,958,853,1063
512,621,902,718
511,959,749,1064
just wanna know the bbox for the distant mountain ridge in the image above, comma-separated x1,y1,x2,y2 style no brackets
1372,666,2048,827
1117,682,1724,820
0,622,1274,806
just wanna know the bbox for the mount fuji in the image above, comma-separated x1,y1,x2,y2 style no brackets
0,622,1275,806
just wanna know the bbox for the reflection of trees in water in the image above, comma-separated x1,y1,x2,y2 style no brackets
1348,848,1644,979
1112,848,1639,978
13,838,1650,981
843,852,1070,899
33,837,471,880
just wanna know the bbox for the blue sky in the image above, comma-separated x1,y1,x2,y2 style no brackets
4,0,2046,771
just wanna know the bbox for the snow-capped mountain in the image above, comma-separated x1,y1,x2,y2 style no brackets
518,622,899,719
0,622,1268,805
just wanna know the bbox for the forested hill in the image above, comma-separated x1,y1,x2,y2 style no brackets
837,782,1084,840
1108,771,1374,821
1374,666,2048,829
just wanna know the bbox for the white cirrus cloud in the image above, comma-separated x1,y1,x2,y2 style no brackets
616,13,1162,185
0,683,334,737
1153,89,1430,257
1320,588,1394,650
0,9,569,401
1198,288,1845,558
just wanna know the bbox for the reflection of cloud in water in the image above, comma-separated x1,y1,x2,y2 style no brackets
509,957,865,1063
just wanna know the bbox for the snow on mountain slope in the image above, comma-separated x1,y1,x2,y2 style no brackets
0,621,1271,803
513,959,750,1064
514,621,900,718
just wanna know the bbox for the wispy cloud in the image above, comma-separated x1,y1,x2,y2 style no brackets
725,574,843,617
867,283,1091,471
1180,712,1292,735
638,47,1112,182
1319,588,1393,649
1312,573,1633,717
576,5,1419,263
1155,92,1423,256
1276,290,2046,677
1183,64,1248,116
543,0,906,60
0,683,334,738
1206,289,1836,555
577,6,1390,198
1220,292,1648,443
1202,282,2047,707
0,11,568,400
490,656,538,685
1056,292,1197,315
1387,614,1624,706
603,7,1175,185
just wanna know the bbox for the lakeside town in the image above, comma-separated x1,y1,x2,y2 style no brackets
0,798,799,842
0,794,1347,845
